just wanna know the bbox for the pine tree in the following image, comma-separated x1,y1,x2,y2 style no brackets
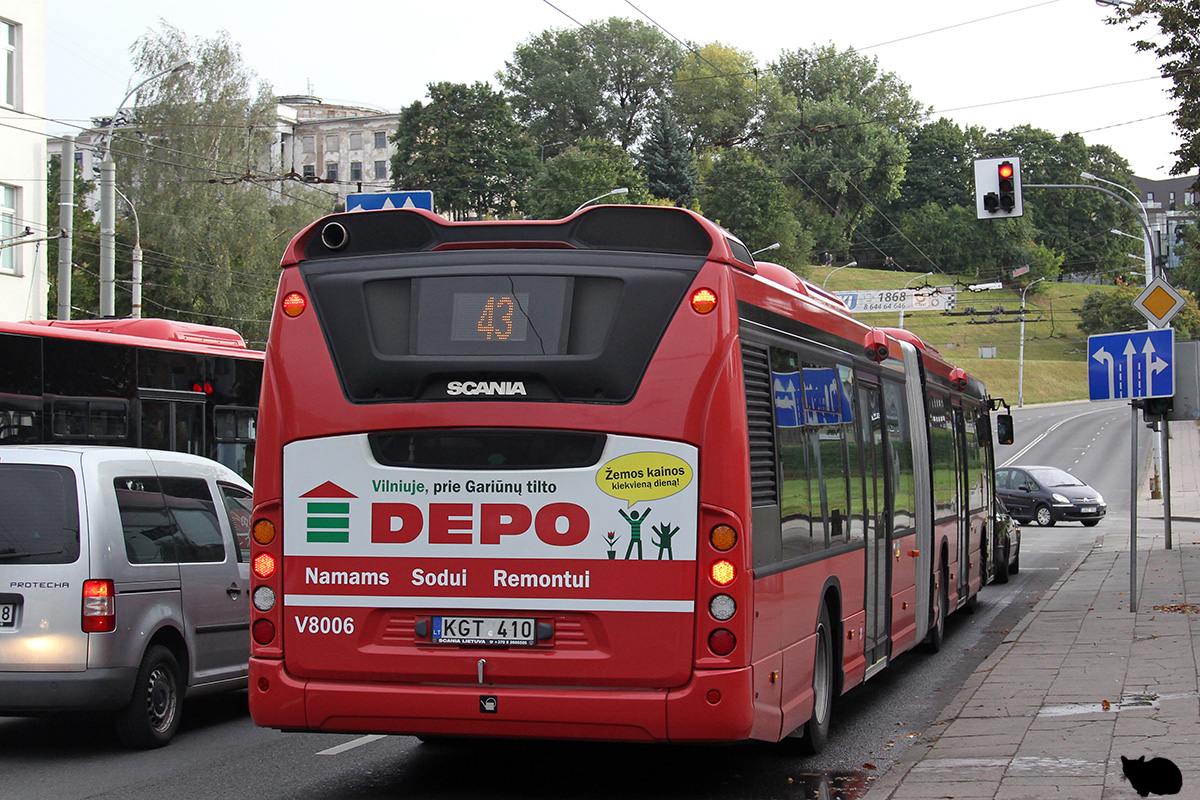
639,107,696,205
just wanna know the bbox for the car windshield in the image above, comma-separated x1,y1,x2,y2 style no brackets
1027,467,1085,488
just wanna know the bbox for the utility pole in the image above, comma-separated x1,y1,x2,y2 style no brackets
99,59,191,317
57,135,74,320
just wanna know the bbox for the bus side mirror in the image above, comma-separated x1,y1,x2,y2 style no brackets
995,414,1014,445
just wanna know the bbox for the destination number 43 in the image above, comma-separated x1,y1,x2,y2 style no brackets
477,295,516,340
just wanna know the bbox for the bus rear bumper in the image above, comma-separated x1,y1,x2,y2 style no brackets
249,658,755,742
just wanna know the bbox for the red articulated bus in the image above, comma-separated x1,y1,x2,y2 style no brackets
248,205,996,749
0,317,262,481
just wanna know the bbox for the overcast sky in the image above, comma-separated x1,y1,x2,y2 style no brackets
44,0,1185,181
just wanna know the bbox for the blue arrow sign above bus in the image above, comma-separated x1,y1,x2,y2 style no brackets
346,190,434,212
1087,328,1174,401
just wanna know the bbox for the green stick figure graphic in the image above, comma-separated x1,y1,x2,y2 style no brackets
652,522,680,560
618,507,651,560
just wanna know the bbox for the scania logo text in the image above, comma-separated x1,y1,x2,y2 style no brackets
446,380,527,397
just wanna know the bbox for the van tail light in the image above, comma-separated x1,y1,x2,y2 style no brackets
82,579,116,632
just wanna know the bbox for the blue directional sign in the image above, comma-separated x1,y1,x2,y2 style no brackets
1087,328,1174,401
346,190,434,212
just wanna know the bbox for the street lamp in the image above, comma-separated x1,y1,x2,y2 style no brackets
99,58,191,317
573,187,628,214
115,188,143,319
821,260,857,289
1018,277,1045,408
1082,171,1154,286
751,242,780,257
897,272,933,329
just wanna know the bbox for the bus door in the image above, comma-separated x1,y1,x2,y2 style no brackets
139,388,206,457
858,379,890,674
953,406,971,603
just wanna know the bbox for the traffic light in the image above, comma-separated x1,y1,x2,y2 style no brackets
974,157,1024,219
997,162,1017,212
1142,395,1173,422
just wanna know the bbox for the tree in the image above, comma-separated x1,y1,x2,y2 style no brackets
982,126,1140,279
523,138,649,220
118,23,331,344
698,148,812,271
1078,282,1200,338
637,106,696,204
764,46,921,257
1106,1,1200,184
499,18,682,153
672,43,764,149
390,81,537,219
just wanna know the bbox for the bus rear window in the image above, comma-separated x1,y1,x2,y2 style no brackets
302,250,705,404
0,465,81,564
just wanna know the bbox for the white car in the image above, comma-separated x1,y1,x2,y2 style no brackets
0,446,253,747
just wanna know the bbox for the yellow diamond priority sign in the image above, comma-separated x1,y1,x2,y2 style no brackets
1133,277,1186,328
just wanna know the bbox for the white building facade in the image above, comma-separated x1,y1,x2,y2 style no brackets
0,0,47,322
51,95,401,215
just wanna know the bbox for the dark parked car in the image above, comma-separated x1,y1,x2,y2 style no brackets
995,465,1106,527
990,499,1020,584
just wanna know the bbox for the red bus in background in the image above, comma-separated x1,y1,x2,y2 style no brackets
0,318,262,481
247,205,996,749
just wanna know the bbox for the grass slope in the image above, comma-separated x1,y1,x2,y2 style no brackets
812,265,1103,405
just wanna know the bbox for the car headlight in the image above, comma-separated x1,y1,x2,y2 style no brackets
1053,493,1070,504
1096,493,1105,505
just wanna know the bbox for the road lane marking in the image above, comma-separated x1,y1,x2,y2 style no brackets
317,734,387,755
1000,407,1116,467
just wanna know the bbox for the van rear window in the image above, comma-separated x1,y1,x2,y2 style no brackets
0,465,81,564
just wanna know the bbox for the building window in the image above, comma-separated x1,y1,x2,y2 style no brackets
301,136,315,154
1146,191,1155,202
2,21,16,108
302,164,316,181
1170,191,1177,210
1,184,18,275
374,160,387,180
324,135,339,153
349,132,362,151
350,161,362,182
325,162,338,182
374,131,387,149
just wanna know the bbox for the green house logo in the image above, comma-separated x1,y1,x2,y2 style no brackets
301,482,357,543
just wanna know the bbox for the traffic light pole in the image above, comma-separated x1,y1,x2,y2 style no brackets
1030,182,1172,558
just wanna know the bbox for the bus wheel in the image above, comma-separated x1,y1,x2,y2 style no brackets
924,575,948,653
995,540,1010,584
115,645,182,749
797,604,834,754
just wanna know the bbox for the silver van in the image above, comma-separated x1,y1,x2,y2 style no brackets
0,446,253,747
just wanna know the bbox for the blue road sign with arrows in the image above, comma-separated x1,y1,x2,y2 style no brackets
346,191,434,211
1087,328,1174,401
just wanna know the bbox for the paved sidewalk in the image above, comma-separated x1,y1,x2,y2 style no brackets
865,421,1200,800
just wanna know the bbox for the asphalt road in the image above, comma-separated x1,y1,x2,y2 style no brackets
0,401,1141,800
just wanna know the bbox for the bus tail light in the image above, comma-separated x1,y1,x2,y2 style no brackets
81,579,115,633
690,288,718,314
253,552,277,579
710,559,736,586
708,629,736,656
253,519,276,546
253,586,277,612
282,292,307,317
710,524,737,551
253,619,276,646
709,594,737,621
